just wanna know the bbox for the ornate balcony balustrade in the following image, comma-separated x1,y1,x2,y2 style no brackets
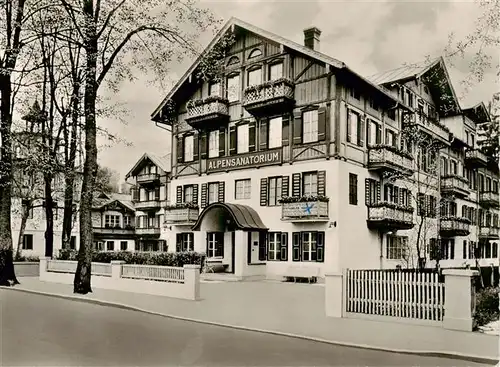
135,200,161,211
136,173,160,184
465,149,488,168
185,96,229,130
479,191,500,208
440,217,471,237
367,145,414,175
243,78,295,116
135,227,161,236
367,202,414,231
164,205,200,225
402,112,450,146
479,226,500,240
280,196,329,222
440,174,470,198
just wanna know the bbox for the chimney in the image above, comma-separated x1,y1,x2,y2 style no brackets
303,27,321,51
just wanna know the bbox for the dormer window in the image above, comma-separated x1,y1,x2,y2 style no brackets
269,62,283,81
227,56,239,66
349,87,360,100
209,81,220,97
248,67,262,87
248,48,262,59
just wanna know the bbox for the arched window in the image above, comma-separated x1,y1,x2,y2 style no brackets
227,56,239,66
248,48,262,59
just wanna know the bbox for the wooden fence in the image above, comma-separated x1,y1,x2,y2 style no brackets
344,269,445,323
121,264,185,283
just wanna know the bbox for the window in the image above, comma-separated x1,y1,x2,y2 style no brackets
387,108,396,120
227,74,240,102
268,176,282,206
267,232,282,261
301,232,318,261
385,129,396,147
184,185,194,203
494,180,499,193
184,135,194,162
486,177,492,191
106,241,114,251
247,68,262,87
302,172,318,196
207,232,224,258
94,241,104,252
368,97,379,111
124,215,132,227
366,179,379,205
303,110,318,144
120,241,127,251
235,179,251,200
22,234,33,250
471,134,475,148
268,117,282,148
269,63,283,81
346,109,359,144
367,119,381,146
206,130,219,158
227,56,239,66
349,173,358,205
387,235,407,260
105,215,120,228
208,81,220,96
208,182,219,204
349,87,360,100
248,48,262,59
177,233,194,252
237,124,249,153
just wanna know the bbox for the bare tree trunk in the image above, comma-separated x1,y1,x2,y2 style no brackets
15,203,31,260
74,8,98,294
44,176,54,257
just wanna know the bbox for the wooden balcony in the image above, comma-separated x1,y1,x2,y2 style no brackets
243,78,295,117
479,191,500,208
440,217,471,237
440,174,470,198
367,202,414,231
479,226,500,240
136,173,160,185
280,198,329,222
93,226,135,239
465,149,488,168
135,227,161,237
402,112,450,146
185,96,229,130
164,206,199,225
367,145,414,175
134,200,161,211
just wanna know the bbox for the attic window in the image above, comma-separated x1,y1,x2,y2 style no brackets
248,48,262,59
227,56,239,66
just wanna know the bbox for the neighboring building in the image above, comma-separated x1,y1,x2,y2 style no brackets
125,153,171,252
150,18,499,280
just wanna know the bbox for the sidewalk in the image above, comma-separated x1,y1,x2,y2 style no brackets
3,277,499,363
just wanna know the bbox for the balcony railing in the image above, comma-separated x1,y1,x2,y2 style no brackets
440,217,471,237
136,173,160,184
440,174,470,197
135,227,161,236
367,202,414,231
465,149,488,168
185,96,229,129
134,200,161,211
367,145,414,175
243,78,295,116
280,197,329,221
402,112,450,145
479,226,500,240
93,226,135,236
479,191,500,208
164,206,200,224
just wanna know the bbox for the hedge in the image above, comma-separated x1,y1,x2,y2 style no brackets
474,287,500,328
56,249,205,269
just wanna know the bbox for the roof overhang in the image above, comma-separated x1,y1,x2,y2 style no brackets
191,202,268,231
463,102,491,124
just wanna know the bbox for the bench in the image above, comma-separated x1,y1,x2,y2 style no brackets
204,258,228,273
284,266,320,283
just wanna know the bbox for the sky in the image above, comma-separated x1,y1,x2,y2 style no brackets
98,0,499,181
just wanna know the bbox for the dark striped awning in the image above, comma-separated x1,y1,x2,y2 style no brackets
191,203,268,231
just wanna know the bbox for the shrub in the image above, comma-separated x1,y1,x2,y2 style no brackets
474,287,500,328
57,248,79,261
14,255,40,262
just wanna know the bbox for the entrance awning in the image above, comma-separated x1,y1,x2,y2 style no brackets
191,203,268,231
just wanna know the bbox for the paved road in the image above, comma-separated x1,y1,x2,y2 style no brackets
0,290,493,367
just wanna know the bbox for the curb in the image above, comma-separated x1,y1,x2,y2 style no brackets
2,286,499,365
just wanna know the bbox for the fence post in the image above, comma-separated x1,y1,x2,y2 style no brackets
324,271,344,318
442,269,479,331
183,264,201,301
39,257,49,280
111,261,124,279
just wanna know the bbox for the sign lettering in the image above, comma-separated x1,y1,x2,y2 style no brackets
207,149,282,173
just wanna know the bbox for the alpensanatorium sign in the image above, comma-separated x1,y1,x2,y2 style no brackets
207,149,282,173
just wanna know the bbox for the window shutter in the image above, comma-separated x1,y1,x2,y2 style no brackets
281,175,289,197
365,179,370,205
292,173,301,197
346,109,351,142
193,133,199,161
357,116,364,147
282,114,290,146
155,187,160,200
192,184,199,205
292,232,301,261
177,135,184,163
366,119,371,146
293,111,302,145
258,232,267,261
393,186,399,204
249,121,256,152
280,232,288,261
376,124,382,144
200,132,208,159
316,232,325,263
260,178,268,206
219,127,226,157
317,107,326,141
176,186,183,204
317,170,326,196
399,188,404,205
229,125,237,155
376,181,381,202
176,233,182,252
259,118,268,150
218,181,225,203
201,183,208,208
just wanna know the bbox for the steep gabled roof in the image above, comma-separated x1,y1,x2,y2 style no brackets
93,197,135,212
463,102,491,124
151,17,407,122
125,152,171,179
